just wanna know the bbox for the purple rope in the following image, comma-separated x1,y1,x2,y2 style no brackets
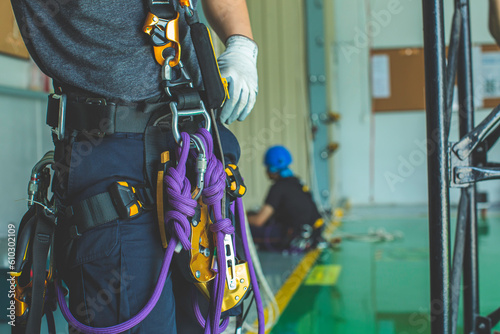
235,196,265,334
195,128,235,334
57,128,264,334
55,132,196,334
164,132,197,250
192,128,264,333
191,287,230,332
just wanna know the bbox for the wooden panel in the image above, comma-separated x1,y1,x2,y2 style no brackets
482,44,500,109
0,2,29,59
371,48,425,112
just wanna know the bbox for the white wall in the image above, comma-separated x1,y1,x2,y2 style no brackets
331,0,500,205
0,56,53,235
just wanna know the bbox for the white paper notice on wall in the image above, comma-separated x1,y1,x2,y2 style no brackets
371,54,391,98
481,50,500,98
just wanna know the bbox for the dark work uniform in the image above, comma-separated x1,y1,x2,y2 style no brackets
11,1,239,333
252,177,321,250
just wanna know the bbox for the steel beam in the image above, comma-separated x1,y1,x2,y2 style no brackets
456,1,479,332
422,0,451,333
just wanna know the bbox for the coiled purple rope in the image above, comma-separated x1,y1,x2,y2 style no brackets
193,128,235,334
164,132,198,251
191,128,264,334
56,129,264,334
191,287,230,332
55,132,195,334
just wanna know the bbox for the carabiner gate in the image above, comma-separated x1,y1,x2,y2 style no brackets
190,134,207,201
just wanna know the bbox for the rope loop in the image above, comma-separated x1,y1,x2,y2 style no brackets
164,132,198,250
209,218,234,235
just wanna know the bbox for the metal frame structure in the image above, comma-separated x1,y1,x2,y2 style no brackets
422,0,500,333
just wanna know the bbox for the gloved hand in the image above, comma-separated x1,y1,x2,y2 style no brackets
218,35,258,124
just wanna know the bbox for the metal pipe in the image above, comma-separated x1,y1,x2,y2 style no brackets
451,189,468,334
463,187,479,333
456,1,479,332
484,114,500,150
453,104,500,159
422,0,451,333
446,8,462,136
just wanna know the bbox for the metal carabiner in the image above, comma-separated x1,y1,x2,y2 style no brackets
190,134,207,201
170,100,211,145
163,58,193,97
28,151,55,209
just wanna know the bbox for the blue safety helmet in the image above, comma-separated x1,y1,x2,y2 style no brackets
264,146,293,177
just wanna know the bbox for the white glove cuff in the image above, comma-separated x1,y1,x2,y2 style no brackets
225,35,258,66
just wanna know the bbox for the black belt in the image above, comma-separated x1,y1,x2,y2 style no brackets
46,93,170,138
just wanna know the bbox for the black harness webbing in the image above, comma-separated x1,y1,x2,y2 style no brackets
46,95,169,135
62,183,155,239
189,23,227,109
63,193,119,238
25,209,55,334
144,0,227,110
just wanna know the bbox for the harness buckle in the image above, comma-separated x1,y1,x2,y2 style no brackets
225,164,247,199
50,94,67,141
109,181,145,219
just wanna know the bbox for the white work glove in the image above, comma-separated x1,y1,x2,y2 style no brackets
218,35,258,124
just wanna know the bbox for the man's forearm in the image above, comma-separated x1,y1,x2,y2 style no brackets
202,0,253,43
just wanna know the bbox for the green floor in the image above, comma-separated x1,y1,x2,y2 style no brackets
271,210,500,334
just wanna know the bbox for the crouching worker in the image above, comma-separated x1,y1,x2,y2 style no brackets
247,146,325,252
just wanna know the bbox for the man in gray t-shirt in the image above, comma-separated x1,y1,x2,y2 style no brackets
11,0,257,123
11,0,257,333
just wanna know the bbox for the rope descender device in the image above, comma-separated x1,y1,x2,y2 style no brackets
143,12,181,67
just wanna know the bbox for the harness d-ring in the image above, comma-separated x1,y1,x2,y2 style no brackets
170,100,211,145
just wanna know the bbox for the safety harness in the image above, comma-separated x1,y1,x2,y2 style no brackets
11,1,264,333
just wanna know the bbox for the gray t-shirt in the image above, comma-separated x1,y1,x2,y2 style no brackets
11,0,200,102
